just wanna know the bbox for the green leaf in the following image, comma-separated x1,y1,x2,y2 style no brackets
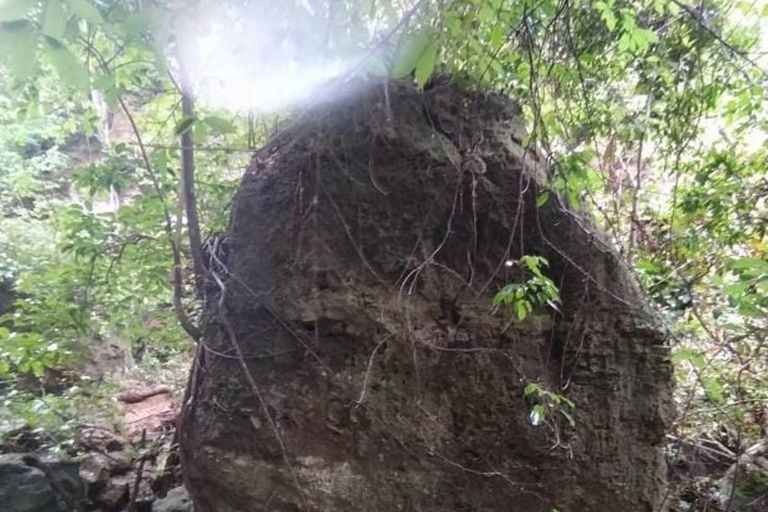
92,72,113,92
42,0,68,41
478,2,495,22
26,99,39,118
0,21,38,81
515,300,529,320
490,24,504,47
202,115,236,134
414,39,437,89
446,14,461,36
391,32,431,79
671,348,705,370
620,11,636,31
174,115,198,136
618,33,632,52
536,191,550,207
530,404,546,426
604,10,617,31
194,120,207,144
704,378,724,403
730,257,768,275
0,0,35,21
64,0,101,25
30,360,45,376
594,1,617,31
121,10,154,38
44,38,89,92
632,28,658,53
524,383,540,396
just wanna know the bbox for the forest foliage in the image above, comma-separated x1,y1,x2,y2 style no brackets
0,0,767,508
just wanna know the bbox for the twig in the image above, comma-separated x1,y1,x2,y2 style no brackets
355,334,393,405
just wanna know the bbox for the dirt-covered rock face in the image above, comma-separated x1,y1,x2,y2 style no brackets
180,78,673,512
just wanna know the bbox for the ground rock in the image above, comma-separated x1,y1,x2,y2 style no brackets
152,486,192,512
78,427,125,453
116,384,170,404
94,473,130,511
79,451,132,500
180,77,673,512
0,453,84,512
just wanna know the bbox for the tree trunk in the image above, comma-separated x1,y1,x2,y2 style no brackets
179,77,673,512
179,65,206,296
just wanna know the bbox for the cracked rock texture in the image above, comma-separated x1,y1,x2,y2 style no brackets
180,78,673,512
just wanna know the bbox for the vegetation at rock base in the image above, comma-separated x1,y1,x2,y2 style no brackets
0,0,766,510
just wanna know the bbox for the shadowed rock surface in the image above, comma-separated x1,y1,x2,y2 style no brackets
0,453,84,512
180,77,673,512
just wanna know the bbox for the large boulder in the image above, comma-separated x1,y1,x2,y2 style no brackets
0,453,84,512
180,78,673,511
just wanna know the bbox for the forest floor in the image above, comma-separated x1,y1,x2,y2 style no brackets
0,343,193,512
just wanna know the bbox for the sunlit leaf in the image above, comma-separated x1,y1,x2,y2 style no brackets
64,0,101,25
524,383,540,396
0,0,35,21
202,115,236,134
704,378,724,403
92,73,113,92
530,404,546,426
174,115,198,136
632,28,658,53
120,9,159,38
0,21,38,81
414,39,437,89
730,257,768,276
44,37,89,92
194,120,207,144
671,348,705,370
391,32,431,79
42,0,68,40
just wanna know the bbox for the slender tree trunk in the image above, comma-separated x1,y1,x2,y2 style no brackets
179,65,206,295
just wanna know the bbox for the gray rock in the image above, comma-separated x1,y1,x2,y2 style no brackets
0,453,84,512
94,473,130,511
93,472,154,512
79,451,131,504
152,486,192,512
77,427,125,453
79,451,132,488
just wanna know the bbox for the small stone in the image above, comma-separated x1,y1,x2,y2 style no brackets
95,473,130,511
79,453,110,489
78,427,126,453
152,486,192,512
